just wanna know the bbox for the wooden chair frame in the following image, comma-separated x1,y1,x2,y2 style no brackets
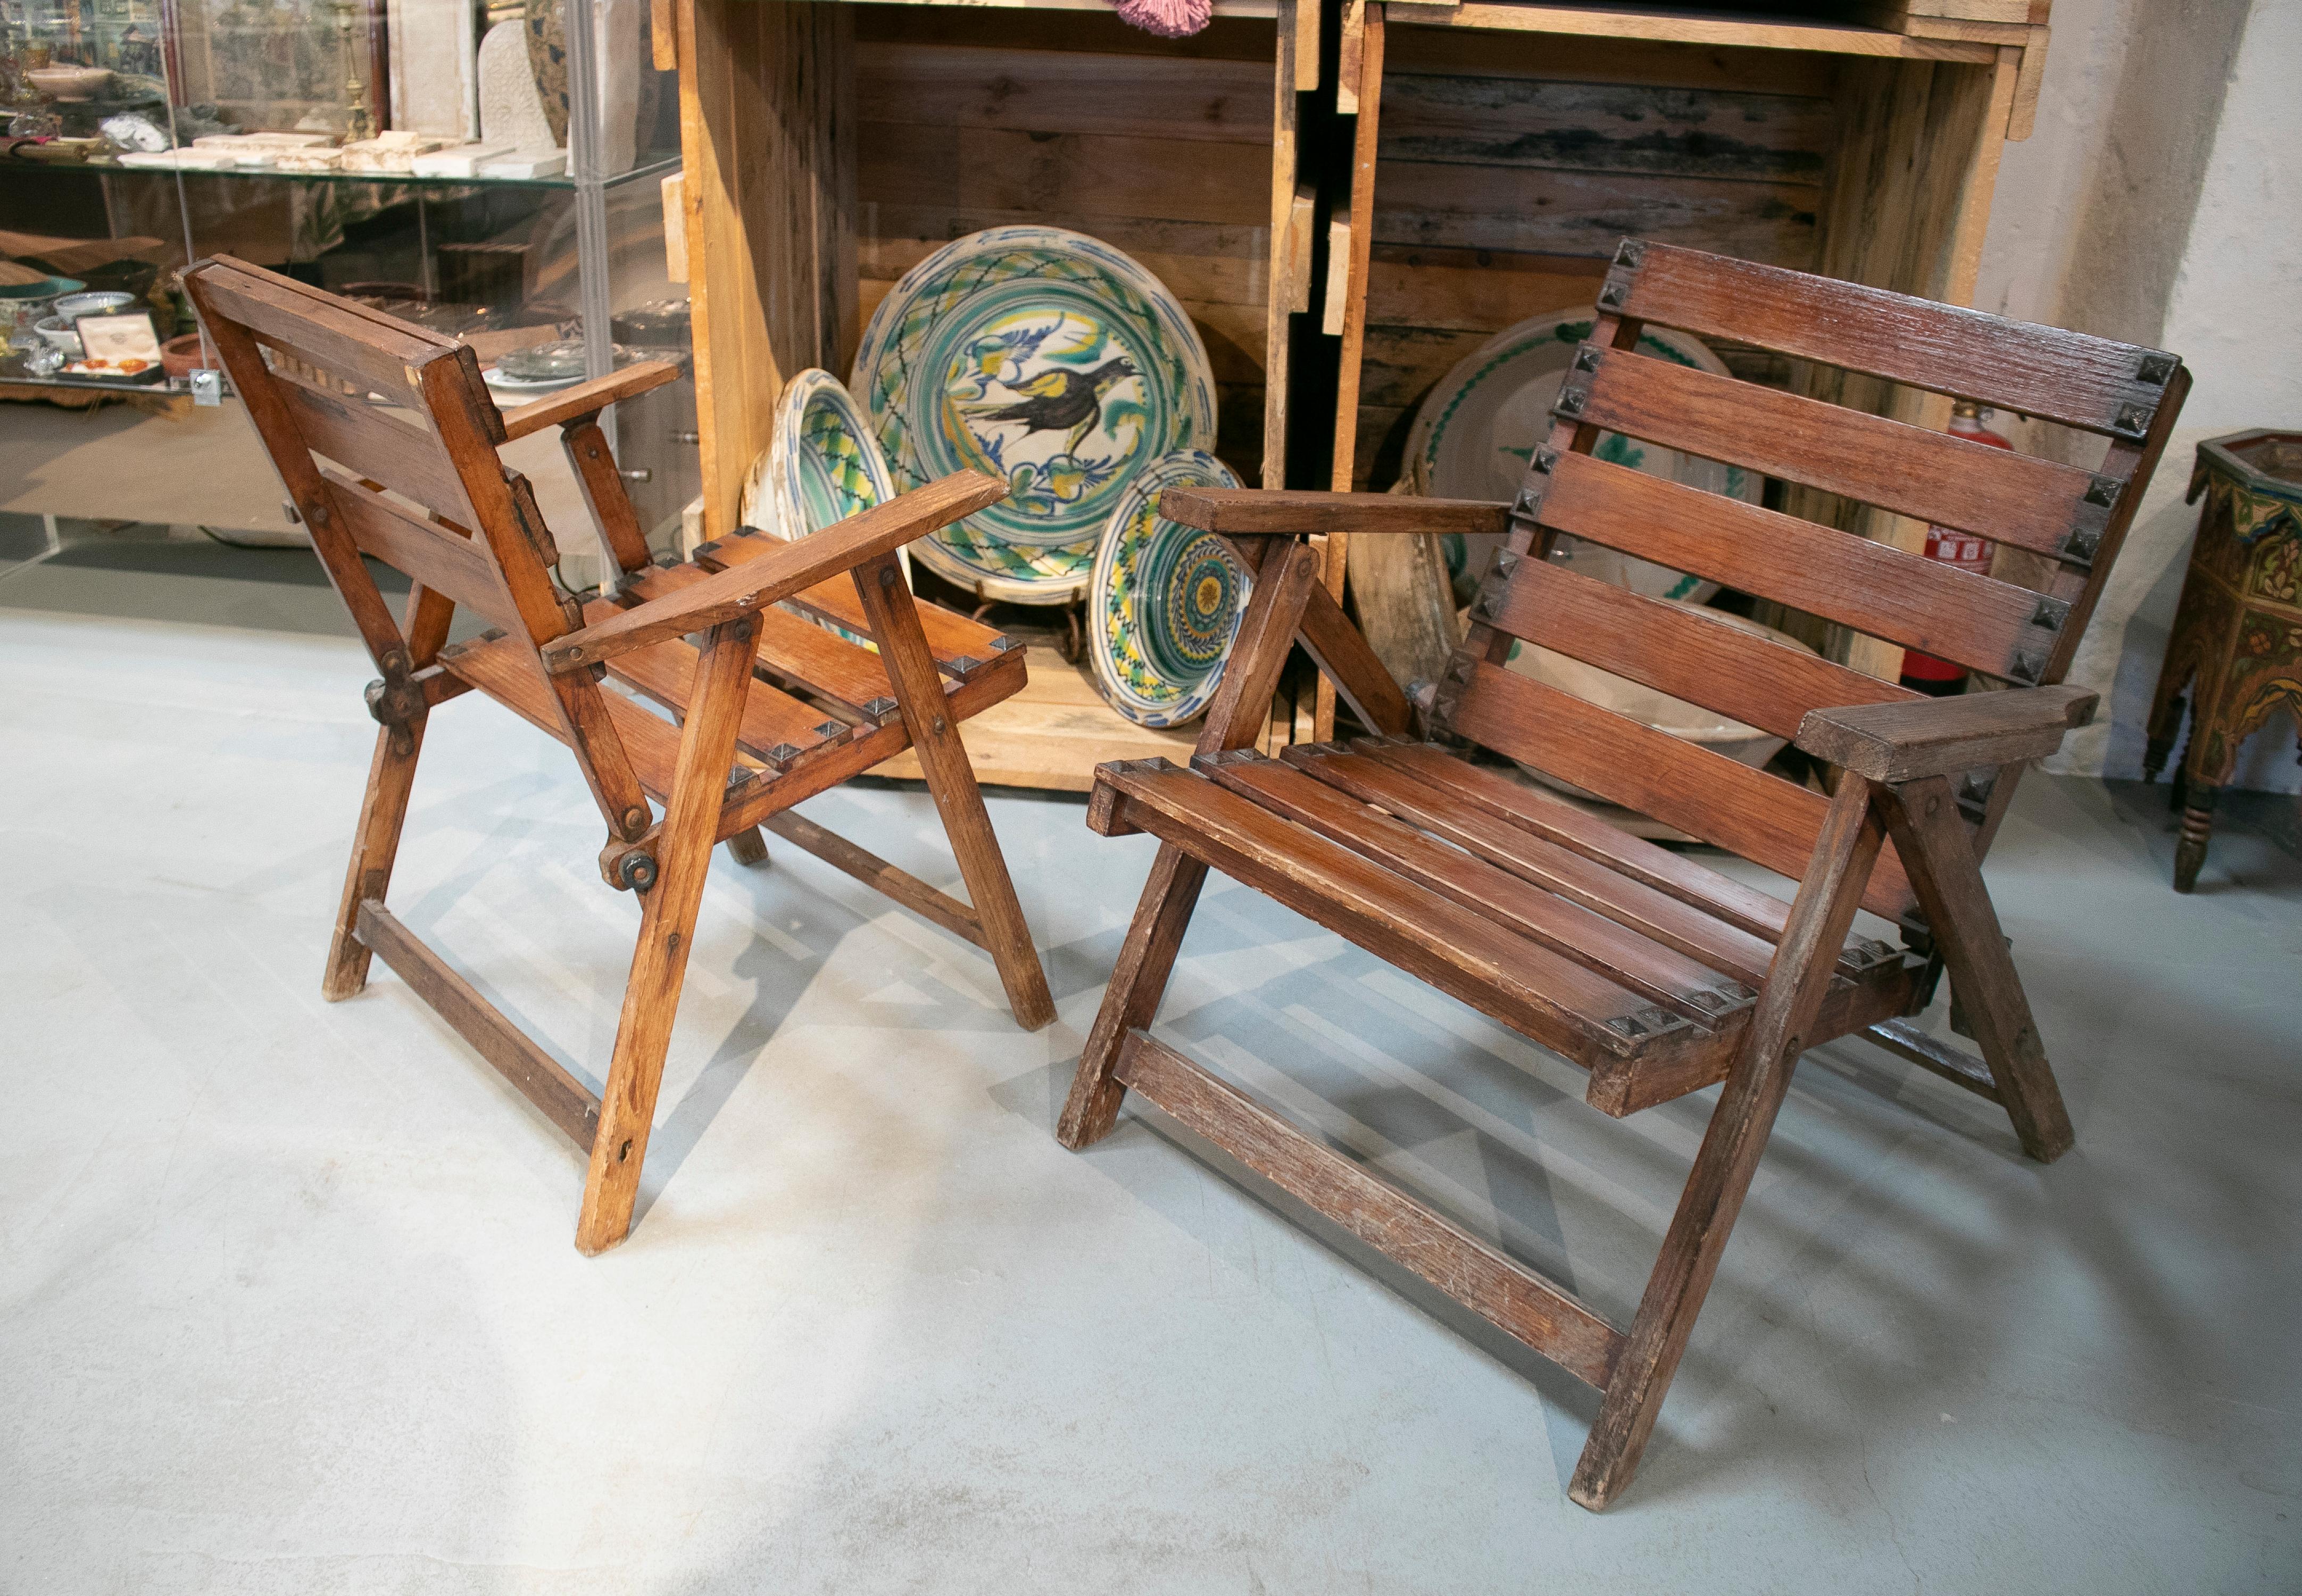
1058,240,2188,1508
184,256,1053,1254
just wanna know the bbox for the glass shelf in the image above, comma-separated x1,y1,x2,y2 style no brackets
2,151,682,192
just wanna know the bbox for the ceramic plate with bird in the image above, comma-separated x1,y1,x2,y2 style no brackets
852,226,1217,605
1088,450,1250,727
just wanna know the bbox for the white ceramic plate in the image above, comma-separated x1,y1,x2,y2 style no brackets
1405,312,1759,603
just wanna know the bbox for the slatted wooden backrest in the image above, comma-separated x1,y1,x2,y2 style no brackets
184,255,653,838
1439,240,2189,921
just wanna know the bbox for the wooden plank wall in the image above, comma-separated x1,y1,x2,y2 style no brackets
851,12,1279,486
679,0,855,542
1352,29,1838,489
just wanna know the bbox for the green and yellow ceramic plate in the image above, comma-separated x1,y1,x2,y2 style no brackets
1089,450,1249,728
851,226,1217,606
1403,312,1758,603
740,368,903,646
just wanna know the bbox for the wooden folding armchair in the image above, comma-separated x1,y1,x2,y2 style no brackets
184,256,1053,1255
1059,241,2186,1508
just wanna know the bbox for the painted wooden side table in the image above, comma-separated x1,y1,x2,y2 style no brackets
2143,429,2302,891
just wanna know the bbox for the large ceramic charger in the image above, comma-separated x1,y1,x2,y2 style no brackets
851,225,1217,606
738,368,905,645
1088,450,1250,728
1404,311,1760,603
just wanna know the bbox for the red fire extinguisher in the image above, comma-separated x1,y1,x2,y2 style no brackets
1900,400,2010,695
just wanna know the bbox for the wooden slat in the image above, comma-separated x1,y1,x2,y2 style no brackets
438,630,685,801
718,649,1030,839
328,474,520,630
1864,1018,2001,1103
699,531,1018,679
1477,556,1916,741
579,598,849,769
276,373,480,527
1290,744,1787,987
1099,758,1718,1065
1116,1029,1625,1389
1372,161,1820,263
354,900,601,1149
1532,450,2049,678
1377,72,1829,183
1196,750,1754,1023
1448,662,1917,919
760,809,985,949
1345,739,1812,950
1162,487,1510,538
1381,2,1999,60
854,41,1274,143
621,564,905,726
1568,346,2104,560
1613,240,2170,437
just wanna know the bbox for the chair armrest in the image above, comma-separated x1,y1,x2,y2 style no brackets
1796,684,2098,783
539,470,1006,674
497,360,682,440
1161,487,1510,538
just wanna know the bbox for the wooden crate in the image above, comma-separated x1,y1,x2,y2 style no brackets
1322,0,2053,700
668,0,1323,788
669,0,2050,781
670,1,1308,533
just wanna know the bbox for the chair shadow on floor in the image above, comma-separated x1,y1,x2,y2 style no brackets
1000,868,2254,1511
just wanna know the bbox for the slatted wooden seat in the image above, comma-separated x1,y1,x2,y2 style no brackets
184,255,1053,1255
1058,240,2187,1509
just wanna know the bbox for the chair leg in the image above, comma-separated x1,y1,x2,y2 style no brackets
575,614,758,1256
853,551,1056,1030
726,826,770,867
323,720,426,1001
1880,776,2075,1161
1058,843,1210,1149
1570,774,1888,1510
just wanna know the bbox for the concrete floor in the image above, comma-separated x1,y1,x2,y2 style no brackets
4,530,2299,1594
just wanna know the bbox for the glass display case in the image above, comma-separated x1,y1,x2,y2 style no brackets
1,0,696,571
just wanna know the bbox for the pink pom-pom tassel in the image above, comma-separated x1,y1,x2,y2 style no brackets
1115,0,1212,39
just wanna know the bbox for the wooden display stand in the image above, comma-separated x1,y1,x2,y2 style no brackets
666,0,2051,787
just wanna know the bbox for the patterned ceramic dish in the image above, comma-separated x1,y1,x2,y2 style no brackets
1403,311,1758,604
739,368,905,645
1088,450,1249,728
852,225,1217,606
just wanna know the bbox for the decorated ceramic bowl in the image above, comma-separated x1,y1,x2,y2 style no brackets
34,316,83,357
1404,311,1758,605
1088,450,1250,728
740,368,905,646
852,225,1216,606
53,290,137,320
2,277,84,342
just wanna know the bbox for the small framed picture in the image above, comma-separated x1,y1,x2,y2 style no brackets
70,310,164,381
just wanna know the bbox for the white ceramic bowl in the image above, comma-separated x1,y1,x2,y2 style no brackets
28,64,113,100
1499,600,1815,802
33,316,82,357
54,290,137,320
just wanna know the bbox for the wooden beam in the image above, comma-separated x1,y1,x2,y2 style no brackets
762,809,987,949
354,900,602,1150
1116,1029,1626,1388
